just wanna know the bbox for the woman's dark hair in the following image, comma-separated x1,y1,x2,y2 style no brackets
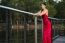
42,2,46,5
39,2,47,12
40,2,46,6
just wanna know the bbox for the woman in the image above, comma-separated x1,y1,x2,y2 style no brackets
35,3,52,43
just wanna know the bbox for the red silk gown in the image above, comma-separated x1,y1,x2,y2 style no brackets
42,14,52,43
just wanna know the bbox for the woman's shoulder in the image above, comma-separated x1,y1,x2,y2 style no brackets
42,9,48,13
45,9,48,12
43,9,48,16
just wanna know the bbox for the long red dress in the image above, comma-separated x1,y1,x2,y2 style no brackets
42,14,52,43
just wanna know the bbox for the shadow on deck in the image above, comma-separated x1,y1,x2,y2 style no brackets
53,36,65,43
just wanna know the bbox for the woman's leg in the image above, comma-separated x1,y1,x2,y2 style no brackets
42,31,52,43
47,33,52,43
42,32,47,43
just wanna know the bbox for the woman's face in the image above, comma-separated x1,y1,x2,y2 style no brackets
41,4,46,9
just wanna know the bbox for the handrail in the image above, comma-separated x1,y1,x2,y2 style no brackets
0,5,34,15
0,5,65,20
0,5,65,43
0,5,38,43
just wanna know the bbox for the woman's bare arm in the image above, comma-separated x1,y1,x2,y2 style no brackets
39,9,48,16
34,10,41,16
34,9,48,16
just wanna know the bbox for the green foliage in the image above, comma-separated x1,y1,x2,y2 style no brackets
1,0,58,23
46,4,57,17
54,1,65,19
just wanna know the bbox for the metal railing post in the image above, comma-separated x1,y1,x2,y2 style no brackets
57,20,59,35
24,17,27,43
34,16,37,43
42,19,43,41
54,20,56,37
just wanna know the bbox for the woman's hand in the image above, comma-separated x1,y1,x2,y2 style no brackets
34,10,41,16
34,13,39,16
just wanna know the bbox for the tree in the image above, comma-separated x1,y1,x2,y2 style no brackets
54,1,65,19
46,4,57,17
43,1,57,17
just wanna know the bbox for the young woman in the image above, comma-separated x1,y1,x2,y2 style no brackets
35,3,52,43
